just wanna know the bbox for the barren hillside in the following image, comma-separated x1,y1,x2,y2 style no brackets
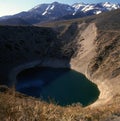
0,9,120,120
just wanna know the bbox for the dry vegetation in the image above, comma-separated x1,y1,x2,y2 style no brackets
0,86,120,121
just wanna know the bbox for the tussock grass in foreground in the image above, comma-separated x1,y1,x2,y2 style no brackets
0,87,120,121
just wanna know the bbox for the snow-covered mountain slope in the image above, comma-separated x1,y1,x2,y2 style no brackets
0,2,120,25
72,2,120,15
29,2,74,17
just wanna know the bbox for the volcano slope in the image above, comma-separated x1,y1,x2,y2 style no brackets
0,9,120,120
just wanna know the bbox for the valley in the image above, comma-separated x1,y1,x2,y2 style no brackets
0,7,120,121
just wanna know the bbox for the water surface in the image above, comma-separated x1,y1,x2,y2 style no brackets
16,67,99,106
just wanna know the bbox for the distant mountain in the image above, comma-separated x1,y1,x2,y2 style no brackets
0,2,120,25
72,2,120,15
29,2,74,17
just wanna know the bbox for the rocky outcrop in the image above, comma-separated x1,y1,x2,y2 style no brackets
70,21,120,106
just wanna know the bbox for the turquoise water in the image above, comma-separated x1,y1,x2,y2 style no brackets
16,67,100,106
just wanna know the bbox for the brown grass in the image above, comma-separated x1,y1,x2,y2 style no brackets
0,87,120,121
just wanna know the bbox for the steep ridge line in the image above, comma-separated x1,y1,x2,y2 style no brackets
0,21,119,108
70,22,120,107
70,23,112,107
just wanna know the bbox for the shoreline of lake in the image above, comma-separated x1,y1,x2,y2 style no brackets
7,58,102,107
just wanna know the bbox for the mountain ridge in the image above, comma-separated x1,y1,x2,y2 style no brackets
0,1,120,25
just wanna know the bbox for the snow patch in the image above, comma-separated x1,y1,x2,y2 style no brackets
50,5,55,10
42,11,47,15
103,2,111,7
82,5,94,12
95,11,102,14
42,5,51,15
